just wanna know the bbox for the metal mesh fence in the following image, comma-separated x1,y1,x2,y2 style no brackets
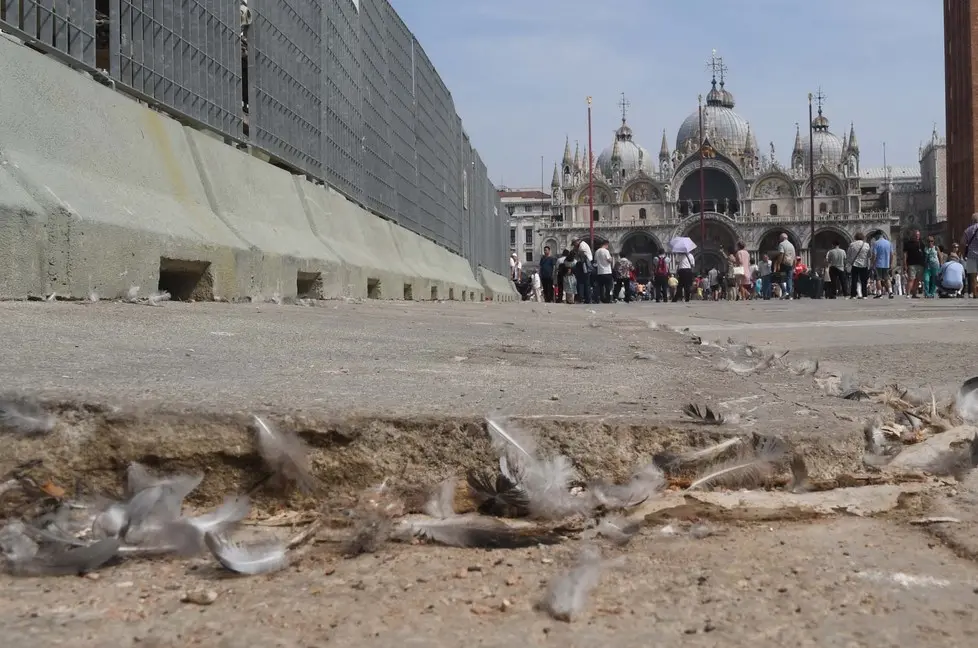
108,1,243,138
0,0,96,66
1,0,508,276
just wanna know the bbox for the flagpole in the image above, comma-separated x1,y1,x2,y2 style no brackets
587,96,594,250
698,94,705,246
808,92,815,264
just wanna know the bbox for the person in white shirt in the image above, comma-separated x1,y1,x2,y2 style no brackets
845,232,872,299
509,253,522,282
594,241,614,303
776,233,797,300
572,238,594,304
671,251,696,303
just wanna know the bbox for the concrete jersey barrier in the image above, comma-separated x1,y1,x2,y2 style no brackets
0,35,493,302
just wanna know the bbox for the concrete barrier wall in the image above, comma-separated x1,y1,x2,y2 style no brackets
0,36,488,302
477,267,520,302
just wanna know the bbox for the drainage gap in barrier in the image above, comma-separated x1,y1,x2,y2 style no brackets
449,288,455,301
469,291,475,302
296,271,323,299
403,284,414,300
367,279,381,300
430,286,438,301
158,258,213,301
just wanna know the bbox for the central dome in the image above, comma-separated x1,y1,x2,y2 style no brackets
596,120,654,177
800,109,844,170
676,81,750,157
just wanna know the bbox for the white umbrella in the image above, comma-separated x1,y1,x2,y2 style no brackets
669,237,697,254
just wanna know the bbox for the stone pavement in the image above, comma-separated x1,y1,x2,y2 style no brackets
1,297,975,417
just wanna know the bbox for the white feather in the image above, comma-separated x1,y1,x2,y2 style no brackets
252,415,318,493
0,398,57,436
204,532,287,575
422,479,456,519
542,547,623,622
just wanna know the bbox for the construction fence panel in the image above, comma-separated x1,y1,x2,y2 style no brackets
321,0,362,202
9,0,507,273
247,0,323,176
109,0,242,138
0,0,96,67
384,1,419,235
357,0,395,222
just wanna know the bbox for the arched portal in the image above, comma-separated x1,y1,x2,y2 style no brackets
620,231,663,282
757,228,802,262
678,168,740,216
810,228,852,268
866,228,889,241
682,220,738,274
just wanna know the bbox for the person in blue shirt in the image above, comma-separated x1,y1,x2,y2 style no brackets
870,235,893,298
938,253,966,297
538,246,556,303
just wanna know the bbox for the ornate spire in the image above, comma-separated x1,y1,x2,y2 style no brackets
705,49,730,107
573,141,581,170
618,92,630,124
611,135,621,162
744,123,756,155
659,129,670,159
792,123,803,155
811,87,829,131
847,122,859,154
562,136,572,167
551,163,560,188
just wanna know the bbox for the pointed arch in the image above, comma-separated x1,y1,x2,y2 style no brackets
622,179,664,203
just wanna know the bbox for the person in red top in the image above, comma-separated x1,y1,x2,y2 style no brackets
792,258,808,299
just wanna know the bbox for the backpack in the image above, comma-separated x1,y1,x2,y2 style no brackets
655,255,668,277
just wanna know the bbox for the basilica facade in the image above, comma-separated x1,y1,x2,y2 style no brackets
543,65,898,279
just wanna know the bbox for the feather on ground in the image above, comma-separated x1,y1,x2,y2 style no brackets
0,397,56,437
252,415,319,494
541,546,624,622
204,531,287,575
686,435,789,491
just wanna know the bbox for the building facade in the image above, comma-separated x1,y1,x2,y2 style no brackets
944,0,978,241
500,188,552,268
541,59,900,278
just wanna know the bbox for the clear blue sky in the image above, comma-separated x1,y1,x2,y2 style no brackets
389,0,944,189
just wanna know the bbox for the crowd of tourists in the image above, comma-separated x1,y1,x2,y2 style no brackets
511,213,978,305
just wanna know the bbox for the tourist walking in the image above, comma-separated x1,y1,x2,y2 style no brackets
846,232,872,299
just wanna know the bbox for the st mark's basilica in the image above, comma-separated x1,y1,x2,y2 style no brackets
544,55,898,278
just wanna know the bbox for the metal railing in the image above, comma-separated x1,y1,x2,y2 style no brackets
543,210,898,230
0,0,508,276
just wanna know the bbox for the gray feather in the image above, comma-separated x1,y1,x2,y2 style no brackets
252,415,319,494
422,479,457,519
686,435,789,491
0,397,56,436
542,546,623,622
397,514,563,549
7,538,119,577
204,531,287,575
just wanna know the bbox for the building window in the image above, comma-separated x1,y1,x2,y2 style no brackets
509,227,516,246
507,206,515,216
592,209,600,222
525,251,533,263
769,204,778,216
524,228,533,246
831,200,839,213
523,204,533,213
819,202,828,214
639,208,647,219
462,170,469,210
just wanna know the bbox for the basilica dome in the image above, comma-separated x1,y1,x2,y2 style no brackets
596,120,654,178
798,109,845,170
675,80,751,158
